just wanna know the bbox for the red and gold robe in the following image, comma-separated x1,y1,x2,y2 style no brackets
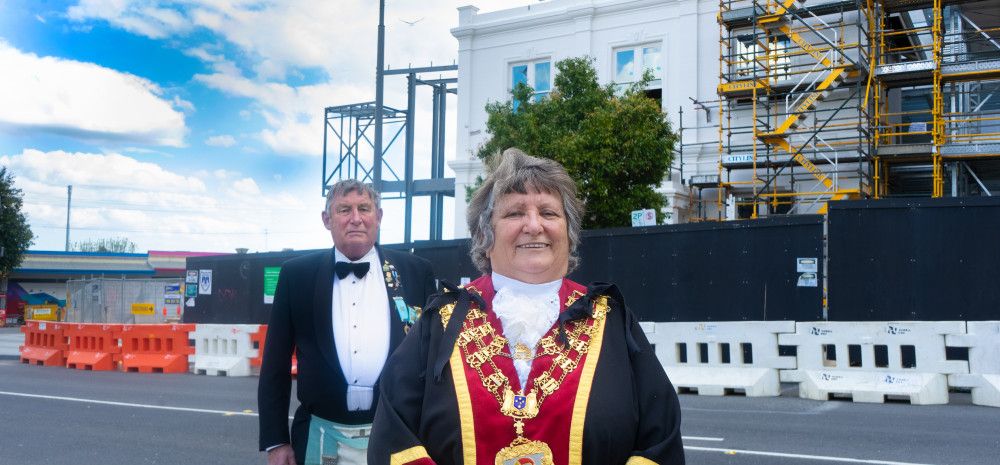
368,276,684,465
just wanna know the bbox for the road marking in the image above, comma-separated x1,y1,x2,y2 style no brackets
683,402,840,416
0,390,259,417
686,446,932,465
682,436,725,442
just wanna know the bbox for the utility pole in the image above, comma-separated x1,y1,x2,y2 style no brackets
65,185,72,251
373,0,385,190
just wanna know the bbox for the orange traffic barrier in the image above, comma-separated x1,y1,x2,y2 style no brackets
250,325,267,372
20,321,68,366
119,324,195,373
65,324,122,371
249,324,297,376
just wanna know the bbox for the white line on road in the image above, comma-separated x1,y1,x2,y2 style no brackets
685,445,933,465
682,436,725,442
0,390,259,417
683,401,841,416
0,390,728,445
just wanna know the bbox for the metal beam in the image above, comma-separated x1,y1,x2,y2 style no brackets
384,64,458,75
404,73,416,244
374,0,386,195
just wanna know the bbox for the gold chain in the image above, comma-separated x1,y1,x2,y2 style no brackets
456,300,602,410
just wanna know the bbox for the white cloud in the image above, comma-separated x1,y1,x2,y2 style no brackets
67,0,194,39
193,70,370,156
205,134,236,147
0,41,187,147
172,95,196,113
56,0,523,172
6,149,205,192
231,177,260,196
1,148,329,252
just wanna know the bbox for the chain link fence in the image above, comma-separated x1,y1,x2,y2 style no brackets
65,278,186,324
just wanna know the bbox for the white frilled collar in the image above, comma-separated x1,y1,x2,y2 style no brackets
490,272,561,389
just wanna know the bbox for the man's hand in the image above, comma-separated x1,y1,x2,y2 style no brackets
267,444,296,465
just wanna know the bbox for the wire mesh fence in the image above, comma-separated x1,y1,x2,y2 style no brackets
65,278,186,324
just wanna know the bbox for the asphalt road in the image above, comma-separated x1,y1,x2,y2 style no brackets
0,327,997,465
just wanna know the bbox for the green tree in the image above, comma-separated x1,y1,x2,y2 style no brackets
477,56,677,228
74,237,138,253
0,167,35,277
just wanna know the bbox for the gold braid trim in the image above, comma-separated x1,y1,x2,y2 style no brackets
390,446,430,465
624,456,658,465
438,302,456,329
568,295,610,465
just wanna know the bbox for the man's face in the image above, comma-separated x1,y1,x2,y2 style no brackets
322,190,382,260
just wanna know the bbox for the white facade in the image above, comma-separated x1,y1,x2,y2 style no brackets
449,0,723,237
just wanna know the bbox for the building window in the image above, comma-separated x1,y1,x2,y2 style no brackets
511,60,552,111
732,36,791,82
614,44,662,86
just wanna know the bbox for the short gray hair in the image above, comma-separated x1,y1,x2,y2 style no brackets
467,148,584,275
325,179,381,213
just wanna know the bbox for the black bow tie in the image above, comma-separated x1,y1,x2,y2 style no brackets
335,261,370,280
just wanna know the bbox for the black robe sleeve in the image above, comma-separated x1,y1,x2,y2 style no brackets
257,265,295,451
625,311,685,464
368,305,437,465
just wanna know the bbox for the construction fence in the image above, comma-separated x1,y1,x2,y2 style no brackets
65,278,187,324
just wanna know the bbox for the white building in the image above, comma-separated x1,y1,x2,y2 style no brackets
449,0,723,237
448,0,1000,237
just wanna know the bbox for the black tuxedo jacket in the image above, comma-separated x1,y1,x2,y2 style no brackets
257,245,436,463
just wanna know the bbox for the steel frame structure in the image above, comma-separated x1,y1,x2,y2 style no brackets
692,0,1000,221
321,65,458,243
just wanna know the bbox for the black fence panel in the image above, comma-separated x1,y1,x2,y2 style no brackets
184,218,824,324
183,243,475,324
828,196,1000,321
400,240,478,285
184,250,309,324
571,216,825,322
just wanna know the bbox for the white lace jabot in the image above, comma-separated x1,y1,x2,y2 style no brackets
491,272,561,390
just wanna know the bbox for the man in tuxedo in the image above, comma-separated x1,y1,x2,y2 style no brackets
258,179,437,465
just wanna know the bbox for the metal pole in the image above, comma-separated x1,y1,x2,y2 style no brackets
430,84,441,241
435,84,448,240
65,185,72,251
322,109,329,196
678,106,684,184
404,73,416,244
373,0,386,191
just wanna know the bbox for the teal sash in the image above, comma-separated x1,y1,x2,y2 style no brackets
304,415,370,465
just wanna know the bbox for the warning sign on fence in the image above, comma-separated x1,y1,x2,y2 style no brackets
131,303,155,315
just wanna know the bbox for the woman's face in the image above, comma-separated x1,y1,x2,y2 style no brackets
488,189,570,284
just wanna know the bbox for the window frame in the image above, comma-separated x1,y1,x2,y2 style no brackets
509,58,553,110
612,42,663,88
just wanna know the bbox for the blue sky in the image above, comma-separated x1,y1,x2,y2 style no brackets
0,0,526,253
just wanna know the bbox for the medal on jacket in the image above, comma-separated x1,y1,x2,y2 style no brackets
453,289,609,465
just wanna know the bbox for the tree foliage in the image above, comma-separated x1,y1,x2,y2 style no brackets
0,167,34,277
477,56,677,228
74,237,138,253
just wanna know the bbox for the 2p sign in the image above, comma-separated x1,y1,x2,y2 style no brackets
631,209,657,227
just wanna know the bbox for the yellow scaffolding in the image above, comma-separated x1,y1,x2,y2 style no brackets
707,0,1000,219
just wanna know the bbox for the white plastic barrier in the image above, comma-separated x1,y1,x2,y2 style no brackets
191,324,261,377
779,321,968,405
946,321,1000,408
642,321,796,397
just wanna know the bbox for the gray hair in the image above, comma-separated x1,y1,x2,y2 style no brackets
467,148,584,275
325,179,381,214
